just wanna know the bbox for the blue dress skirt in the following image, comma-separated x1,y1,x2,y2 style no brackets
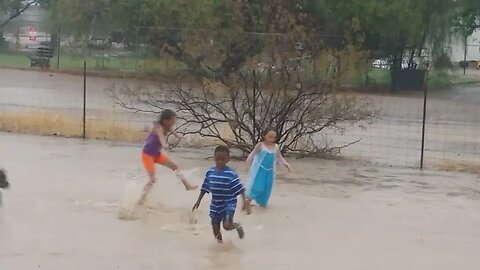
246,148,276,207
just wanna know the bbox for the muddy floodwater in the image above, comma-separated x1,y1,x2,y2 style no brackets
0,132,479,269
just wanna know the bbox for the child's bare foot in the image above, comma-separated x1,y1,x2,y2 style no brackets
216,234,223,243
236,224,245,239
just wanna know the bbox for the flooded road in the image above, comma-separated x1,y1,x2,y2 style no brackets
1,133,479,269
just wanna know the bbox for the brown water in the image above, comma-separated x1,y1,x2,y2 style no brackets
0,132,479,269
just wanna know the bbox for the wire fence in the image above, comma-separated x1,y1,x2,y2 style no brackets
1,22,480,172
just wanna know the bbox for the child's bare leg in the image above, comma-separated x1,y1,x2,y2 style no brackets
212,222,223,243
223,215,244,239
245,198,252,208
139,171,156,205
163,160,197,190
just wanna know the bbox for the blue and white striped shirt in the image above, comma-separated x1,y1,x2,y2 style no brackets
201,166,245,215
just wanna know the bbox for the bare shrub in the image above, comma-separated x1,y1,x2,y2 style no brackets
111,46,375,157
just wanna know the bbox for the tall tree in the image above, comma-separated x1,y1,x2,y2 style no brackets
456,0,480,36
303,0,459,89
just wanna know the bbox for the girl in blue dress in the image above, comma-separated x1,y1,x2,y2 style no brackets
246,128,290,207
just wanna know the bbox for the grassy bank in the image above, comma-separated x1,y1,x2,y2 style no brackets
0,112,147,143
2,52,478,90
428,71,478,89
351,68,480,90
0,52,186,74
0,53,31,68
0,111,221,147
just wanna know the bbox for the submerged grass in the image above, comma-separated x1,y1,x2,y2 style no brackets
431,159,480,174
0,112,147,143
0,112,219,147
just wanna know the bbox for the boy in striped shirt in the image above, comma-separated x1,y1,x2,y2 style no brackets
192,146,251,243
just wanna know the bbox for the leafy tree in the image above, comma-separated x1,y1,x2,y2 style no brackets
456,0,480,37
49,0,114,37
47,0,478,85
302,0,464,88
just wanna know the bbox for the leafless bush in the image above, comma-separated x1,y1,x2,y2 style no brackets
111,48,375,157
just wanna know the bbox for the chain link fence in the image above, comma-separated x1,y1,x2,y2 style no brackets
1,22,479,172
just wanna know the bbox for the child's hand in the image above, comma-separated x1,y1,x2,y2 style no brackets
192,201,200,212
244,203,252,215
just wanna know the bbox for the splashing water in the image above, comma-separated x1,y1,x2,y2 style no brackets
117,167,202,221
117,181,144,220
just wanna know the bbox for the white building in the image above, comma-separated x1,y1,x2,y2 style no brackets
450,29,480,62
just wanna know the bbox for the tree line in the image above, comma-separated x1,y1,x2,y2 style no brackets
2,0,480,78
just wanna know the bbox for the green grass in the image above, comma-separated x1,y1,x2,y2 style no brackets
428,71,477,89
0,53,31,68
0,52,186,74
1,52,478,89
351,68,479,90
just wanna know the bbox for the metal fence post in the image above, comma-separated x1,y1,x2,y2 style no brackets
56,26,61,69
134,26,140,72
83,61,87,139
420,70,428,169
463,35,467,75
253,69,257,144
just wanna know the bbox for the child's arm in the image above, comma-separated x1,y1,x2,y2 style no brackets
156,126,169,150
246,143,262,165
276,145,291,171
192,171,211,211
192,190,206,211
230,171,251,215
240,191,252,215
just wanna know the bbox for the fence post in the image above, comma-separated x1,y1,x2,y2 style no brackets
365,58,369,88
56,26,61,69
463,35,468,75
134,26,140,72
83,61,87,139
420,70,428,169
253,69,257,144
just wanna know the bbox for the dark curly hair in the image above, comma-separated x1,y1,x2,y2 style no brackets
214,145,230,156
